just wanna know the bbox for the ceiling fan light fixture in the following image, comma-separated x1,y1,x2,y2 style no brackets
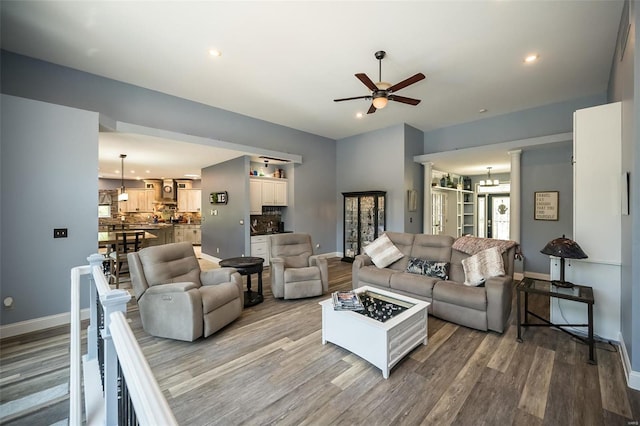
372,95,388,109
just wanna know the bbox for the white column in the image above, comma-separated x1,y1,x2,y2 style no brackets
422,162,433,234
508,150,522,243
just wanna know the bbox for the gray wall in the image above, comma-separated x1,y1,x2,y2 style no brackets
520,142,574,273
336,124,406,248
1,94,98,324
424,94,606,153
201,157,249,259
404,124,424,234
608,0,640,372
0,50,337,251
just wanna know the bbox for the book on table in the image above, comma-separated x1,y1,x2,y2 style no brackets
332,291,364,311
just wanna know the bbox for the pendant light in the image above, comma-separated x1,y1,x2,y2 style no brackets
479,166,499,187
117,154,129,201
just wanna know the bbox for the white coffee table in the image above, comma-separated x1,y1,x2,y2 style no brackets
319,286,429,379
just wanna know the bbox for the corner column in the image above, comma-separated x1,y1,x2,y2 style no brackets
422,162,433,234
509,150,522,243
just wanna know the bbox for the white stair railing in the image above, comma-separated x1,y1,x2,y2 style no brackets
70,253,177,425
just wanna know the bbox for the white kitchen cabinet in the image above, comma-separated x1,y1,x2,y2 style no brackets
174,224,201,245
251,235,270,266
250,180,263,214
178,188,201,212
119,188,155,213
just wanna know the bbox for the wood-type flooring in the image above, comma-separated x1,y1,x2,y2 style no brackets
1,257,639,425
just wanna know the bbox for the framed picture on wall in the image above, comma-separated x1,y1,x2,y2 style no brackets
534,191,559,221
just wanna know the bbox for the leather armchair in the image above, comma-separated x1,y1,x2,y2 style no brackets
268,233,328,299
128,242,243,341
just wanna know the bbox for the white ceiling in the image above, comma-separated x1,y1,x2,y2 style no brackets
0,1,623,178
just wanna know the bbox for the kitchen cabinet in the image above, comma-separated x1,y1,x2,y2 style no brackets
174,224,201,245
119,189,155,213
135,225,174,246
251,235,270,266
178,189,201,212
249,178,288,213
342,191,386,262
250,180,263,215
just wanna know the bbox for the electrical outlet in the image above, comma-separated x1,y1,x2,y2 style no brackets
53,228,68,238
216,248,220,253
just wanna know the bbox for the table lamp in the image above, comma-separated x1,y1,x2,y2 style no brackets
540,235,588,288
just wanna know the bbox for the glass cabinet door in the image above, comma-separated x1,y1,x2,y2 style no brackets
359,196,375,252
343,196,359,258
342,191,386,262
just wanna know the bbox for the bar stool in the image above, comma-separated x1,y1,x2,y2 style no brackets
109,230,145,288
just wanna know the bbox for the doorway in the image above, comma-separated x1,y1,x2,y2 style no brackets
477,188,510,239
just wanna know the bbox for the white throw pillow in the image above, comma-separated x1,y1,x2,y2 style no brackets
461,247,505,286
364,234,404,268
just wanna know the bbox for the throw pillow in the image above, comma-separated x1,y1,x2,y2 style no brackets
364,233,404,268
461,247,505,286
406,257,450,280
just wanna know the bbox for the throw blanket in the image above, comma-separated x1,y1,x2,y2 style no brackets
453,236,522,260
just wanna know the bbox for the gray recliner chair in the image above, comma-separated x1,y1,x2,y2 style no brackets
269,233,328,299
128,242,243,341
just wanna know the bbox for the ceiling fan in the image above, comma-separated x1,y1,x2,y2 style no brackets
334,51,426,114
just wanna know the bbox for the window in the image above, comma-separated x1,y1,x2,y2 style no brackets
98,205,111,218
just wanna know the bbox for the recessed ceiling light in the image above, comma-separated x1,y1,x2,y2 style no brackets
209,49,222,57
145,170,151,174
356,112,363,119
478,108,488,113
524,54,539,63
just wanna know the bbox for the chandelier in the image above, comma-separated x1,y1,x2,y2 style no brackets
117,154,129,201
479,167,499,187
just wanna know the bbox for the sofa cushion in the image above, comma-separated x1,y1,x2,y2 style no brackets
200,282,241,314
461,247,505,286
406,257,450,280
381,232,415,271
433,281,487,311
137,242,202,287
390,272,438,298
364,233,404,268
410,234,454,263
358,265,395,288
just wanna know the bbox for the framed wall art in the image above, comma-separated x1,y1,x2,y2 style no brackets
535,191,558,221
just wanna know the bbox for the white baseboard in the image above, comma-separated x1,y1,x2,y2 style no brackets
0,309,90,339
618,332,640,390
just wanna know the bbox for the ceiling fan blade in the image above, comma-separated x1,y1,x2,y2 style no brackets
367,104,377,114
355,73,379,92
334,95,372,102
388,95,421,106
387,73,426,93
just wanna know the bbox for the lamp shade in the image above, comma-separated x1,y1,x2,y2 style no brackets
372,95,388,109
540,235,588,259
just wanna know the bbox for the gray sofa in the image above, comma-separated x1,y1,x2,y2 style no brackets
352,232,516,333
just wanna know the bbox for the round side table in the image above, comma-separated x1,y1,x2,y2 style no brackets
219,256,264,307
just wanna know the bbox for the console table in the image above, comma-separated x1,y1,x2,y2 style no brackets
516,277,596,364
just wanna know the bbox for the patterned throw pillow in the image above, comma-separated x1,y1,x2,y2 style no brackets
406,257,450,280
364,233,404,268
461,247,505,286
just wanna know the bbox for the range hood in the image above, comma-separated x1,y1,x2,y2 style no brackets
161,179,177,202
